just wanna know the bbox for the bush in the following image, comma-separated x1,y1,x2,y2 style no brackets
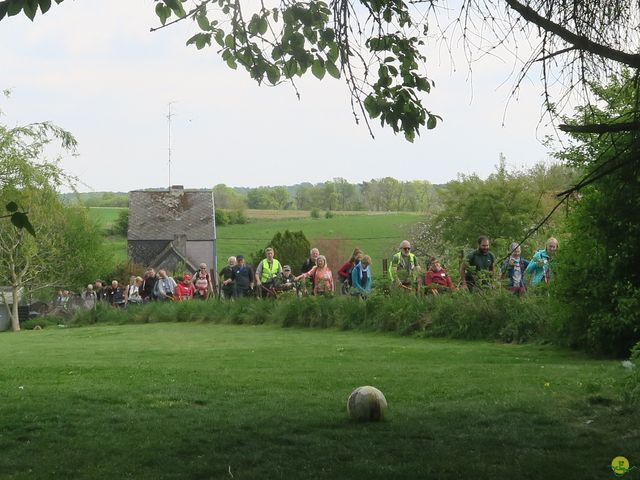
229,209,248,224
107,209,129,236
215,209,230,226
310,208,320,219
325,210,334,219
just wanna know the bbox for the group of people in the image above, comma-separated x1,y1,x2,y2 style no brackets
68,235,557,309
75,265,216,309
389,236,559,295
218,247,373,299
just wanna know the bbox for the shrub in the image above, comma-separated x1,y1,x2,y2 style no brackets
325,210,334,219
215,209,229,226
310,208,320,219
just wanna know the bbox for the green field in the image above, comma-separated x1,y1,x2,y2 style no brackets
87,206,126,230
216,212,421,268
91,207,422,270
0,323,637,479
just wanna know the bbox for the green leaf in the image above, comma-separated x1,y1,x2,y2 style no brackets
187,33,211,50
257,17,268,35
271,45,283,60
326,61,340,79
327,43,338,63
155,3,171,25
7,0,24,16
38,0,51,14
284,58,298,78
214,29,225,47
24,0,38,20
364,95,381,119
165,0,186,17
196,12,210,31
311,58,325,79
427,114,437,129
10,212,36,236
224,34,235,49
6,202,18,213
266,65,281,84
226,56,237,69
0,4,7,21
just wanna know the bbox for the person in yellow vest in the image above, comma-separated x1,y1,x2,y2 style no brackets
254,247,282,297
388,240,420,291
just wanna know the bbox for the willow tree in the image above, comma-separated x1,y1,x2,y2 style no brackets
0,103,109,331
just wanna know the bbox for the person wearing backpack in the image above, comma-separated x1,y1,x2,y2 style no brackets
193,263,214,300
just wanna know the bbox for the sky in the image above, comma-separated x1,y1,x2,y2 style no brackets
0,0,558,192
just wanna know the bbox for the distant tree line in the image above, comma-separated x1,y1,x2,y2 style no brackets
213,177,440,212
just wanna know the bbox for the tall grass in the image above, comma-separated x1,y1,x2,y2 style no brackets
48,290,555,345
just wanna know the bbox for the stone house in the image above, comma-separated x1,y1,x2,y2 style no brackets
127,186,217,276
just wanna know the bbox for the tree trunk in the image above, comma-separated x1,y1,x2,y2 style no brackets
11,287,20,331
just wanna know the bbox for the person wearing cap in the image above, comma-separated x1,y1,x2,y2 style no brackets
219,257,236,300
255,247,282,297
175,274,195,300
231,255,254,298
192,262,214,300
388,240,420,290
274,265,297,293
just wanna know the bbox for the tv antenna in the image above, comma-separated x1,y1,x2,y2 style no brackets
167,101,176,187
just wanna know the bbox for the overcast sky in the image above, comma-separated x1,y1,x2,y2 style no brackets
1,0,558,192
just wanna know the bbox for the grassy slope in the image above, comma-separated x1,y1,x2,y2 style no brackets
0,323,637,480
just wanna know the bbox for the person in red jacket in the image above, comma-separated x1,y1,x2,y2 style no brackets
424,259,456,295
337,247,362,294
175,274,195,301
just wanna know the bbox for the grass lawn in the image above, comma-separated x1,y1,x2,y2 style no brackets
0,323,637,479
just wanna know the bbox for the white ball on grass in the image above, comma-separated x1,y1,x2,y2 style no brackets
347,386,388,421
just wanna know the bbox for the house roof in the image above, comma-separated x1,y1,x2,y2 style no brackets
128,187,216,241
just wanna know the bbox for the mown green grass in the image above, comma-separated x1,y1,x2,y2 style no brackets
0,323,637,479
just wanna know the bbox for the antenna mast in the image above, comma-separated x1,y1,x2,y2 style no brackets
167,102,176,187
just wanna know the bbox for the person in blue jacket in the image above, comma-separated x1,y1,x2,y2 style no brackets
351,255,372,298
526,237,558,286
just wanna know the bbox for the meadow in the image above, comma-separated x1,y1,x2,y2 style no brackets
1,322,637,479
88,207,422,269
